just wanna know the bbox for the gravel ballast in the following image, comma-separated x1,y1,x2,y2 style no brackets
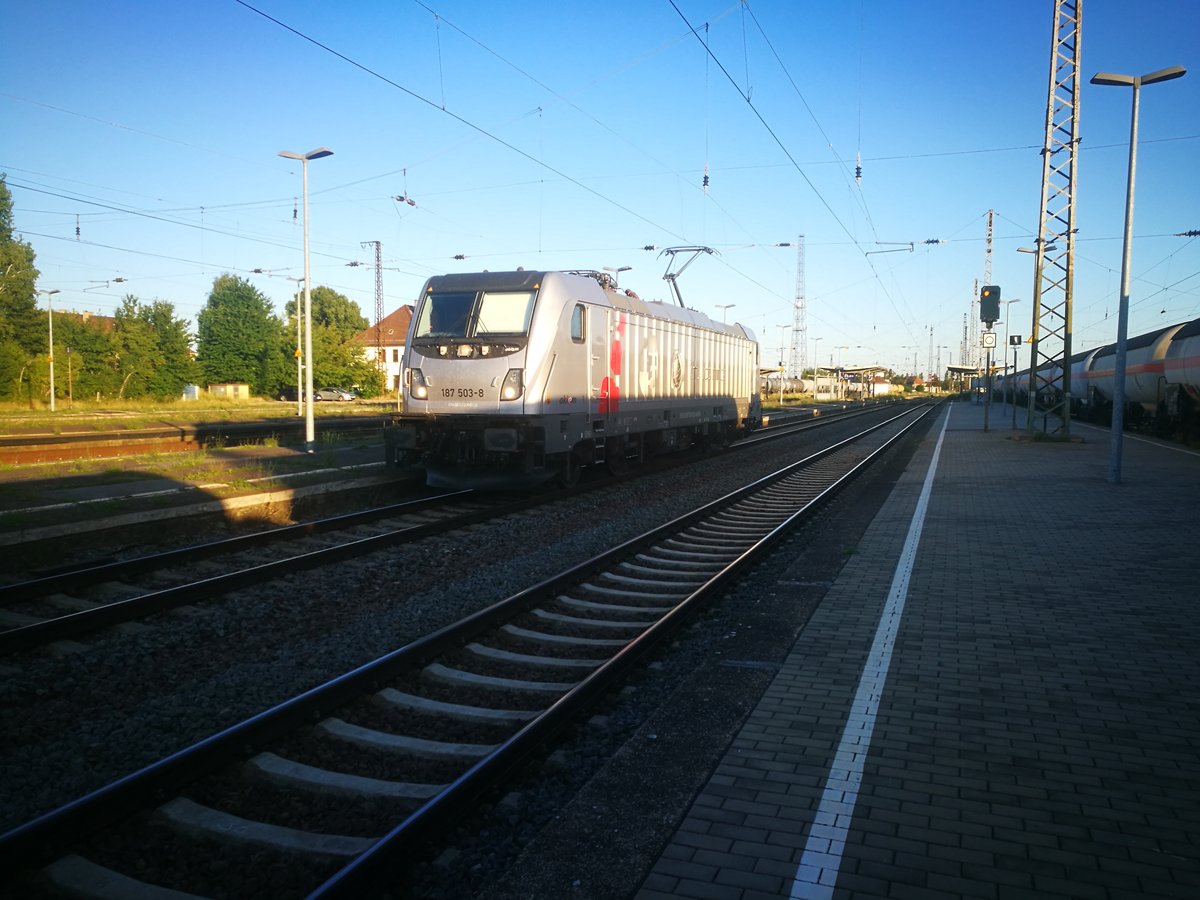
0,414,928,897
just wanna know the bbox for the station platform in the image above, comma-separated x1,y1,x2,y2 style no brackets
637,399,1200,899
0,440,391,551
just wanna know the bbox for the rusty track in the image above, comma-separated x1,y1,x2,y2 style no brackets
0,416,384,465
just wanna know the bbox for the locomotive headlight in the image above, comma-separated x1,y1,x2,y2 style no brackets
500,368,524,401
410,368,429,400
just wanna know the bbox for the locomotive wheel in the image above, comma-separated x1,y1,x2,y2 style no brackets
605,438,629,476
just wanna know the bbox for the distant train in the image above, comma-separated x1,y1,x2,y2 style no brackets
992,316,1200,438
383,268,762,488
759,375,812,397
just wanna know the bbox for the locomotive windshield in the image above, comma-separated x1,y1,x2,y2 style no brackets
414,288,537,340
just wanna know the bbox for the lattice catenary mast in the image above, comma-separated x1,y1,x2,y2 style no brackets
788,235,807,380
361,240,385,371
1026,0,1081,438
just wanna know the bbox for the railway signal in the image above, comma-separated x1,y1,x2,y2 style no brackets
980,285,1001,326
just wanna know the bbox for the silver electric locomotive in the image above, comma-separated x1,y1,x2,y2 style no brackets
384,268,761,488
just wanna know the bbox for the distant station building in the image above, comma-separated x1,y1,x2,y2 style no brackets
841,365,894,399
945,363,981,393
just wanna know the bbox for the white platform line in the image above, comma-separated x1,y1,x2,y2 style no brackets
789,405,951,899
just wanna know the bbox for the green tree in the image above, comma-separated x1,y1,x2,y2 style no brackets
282,285,381,396
309,325,385,396
146,301,199,399
53,313,120,401
0,173,41,399
109,296,199,400
286,286,368,342
196,274,287,393
113,296,162,398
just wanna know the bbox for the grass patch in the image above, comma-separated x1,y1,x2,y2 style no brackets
0,398,392,436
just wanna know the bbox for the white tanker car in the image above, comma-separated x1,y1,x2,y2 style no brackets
384,268,762,488
993,316,1200,437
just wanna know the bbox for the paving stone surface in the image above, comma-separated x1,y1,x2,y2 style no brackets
638,401,1200,899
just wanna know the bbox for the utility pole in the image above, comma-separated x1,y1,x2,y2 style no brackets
362,241,384,373
970,210,993,370
961,313,969,376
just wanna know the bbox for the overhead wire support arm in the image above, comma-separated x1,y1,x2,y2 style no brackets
658,245,717,307
864,242,913,256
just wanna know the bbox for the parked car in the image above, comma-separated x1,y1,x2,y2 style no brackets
277,386,299,401
314,387,355,401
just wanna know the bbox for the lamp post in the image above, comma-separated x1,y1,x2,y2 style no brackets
38,289,60,411
833,346,849,398
777,324,790,403
1000,298,1020,421
286,276,305,417
812,336,823,396
279,147,334,452
1090,65,1186,484
716,303,735,324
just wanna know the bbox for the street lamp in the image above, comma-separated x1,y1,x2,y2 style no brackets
999,298,1021,418
1090,65,1186,484
716,303,735,324
833,346,849,399
286,276,305,417
38,289,60,411
279,147,334,452
777,324,790,403
812,336,823,395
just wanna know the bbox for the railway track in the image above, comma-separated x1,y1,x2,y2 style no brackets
0,415,386,466
0,403,885,655
0,491,531,655
0,402,934,898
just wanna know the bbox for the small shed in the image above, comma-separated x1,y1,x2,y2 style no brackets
207,383,252,400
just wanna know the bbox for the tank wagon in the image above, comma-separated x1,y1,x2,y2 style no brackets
993,316,1200,438
384,268,762,488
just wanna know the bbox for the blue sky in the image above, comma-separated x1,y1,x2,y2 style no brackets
3,0,1197,377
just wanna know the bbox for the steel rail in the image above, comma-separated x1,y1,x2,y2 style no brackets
313,402,935,897
0,490,475,602
0,405,880,653
0,403,934,894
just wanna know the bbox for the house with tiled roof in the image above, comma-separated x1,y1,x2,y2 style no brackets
351,305,413,393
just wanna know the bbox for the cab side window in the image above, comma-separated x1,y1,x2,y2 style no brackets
571,304,586,343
